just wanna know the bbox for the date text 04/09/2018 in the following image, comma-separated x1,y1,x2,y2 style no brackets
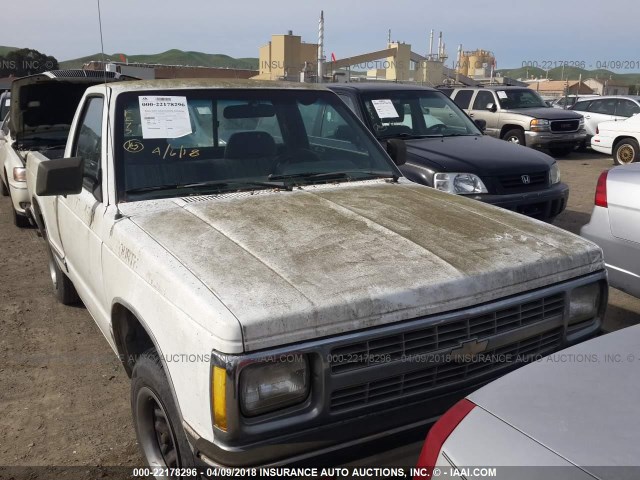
521,60,640,70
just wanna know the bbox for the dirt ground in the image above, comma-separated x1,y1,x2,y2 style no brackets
1,150,639,471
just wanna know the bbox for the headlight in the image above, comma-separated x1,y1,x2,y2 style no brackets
13,167,26,182
579,117,585,127
530,118,550,131
434,173,488,195
568,283,601,326
549,163,561,184
240,357,310,416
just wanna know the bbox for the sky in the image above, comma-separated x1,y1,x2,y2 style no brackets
2,0,639,72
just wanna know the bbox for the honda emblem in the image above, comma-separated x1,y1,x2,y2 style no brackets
521,175,531,184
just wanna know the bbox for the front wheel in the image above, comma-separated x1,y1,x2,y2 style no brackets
503,129,525,145
0,175,8,196
549,147,574,158
613,139,639,165
132,350,195,469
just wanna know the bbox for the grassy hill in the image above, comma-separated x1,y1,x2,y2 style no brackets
497,66,640,85
59,49,259,70
0,45,20,56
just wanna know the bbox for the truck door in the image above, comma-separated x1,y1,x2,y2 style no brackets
469,90,500,137
57,95,112,336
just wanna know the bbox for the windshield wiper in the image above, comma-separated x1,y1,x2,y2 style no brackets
125,180,290,195
378,133,441,140
268,170,396,182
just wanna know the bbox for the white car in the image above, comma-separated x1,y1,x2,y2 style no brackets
571,95,640,141
581,164,640,297
591,113,640,164
551,94,598,110
414,324,639,480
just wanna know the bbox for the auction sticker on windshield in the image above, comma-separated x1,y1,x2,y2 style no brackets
371,99,400,119
138,96,192,139
497,91,508,99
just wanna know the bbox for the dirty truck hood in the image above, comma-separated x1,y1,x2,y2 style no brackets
127,181,603,351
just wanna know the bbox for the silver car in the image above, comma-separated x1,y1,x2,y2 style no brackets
581,163,640,298
414,324,639,479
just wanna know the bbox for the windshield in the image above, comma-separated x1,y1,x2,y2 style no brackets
496,89,547,109
115,89,396,201
361,90,481,139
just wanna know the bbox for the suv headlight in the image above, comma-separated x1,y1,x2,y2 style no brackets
434,173,488,195
239,356,310,416
13,167,26,182
549,163,561,184
530,118,550,131
568,283,601,326
579,117,585,127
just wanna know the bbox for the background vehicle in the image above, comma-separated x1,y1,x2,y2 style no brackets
590,114,640,164
570,95,640,144
551,94,598,110
442,86,586,157
414,324,638,480
581,164,640,297
28,78,606,469
0,91,10,121
328,83,568,222
0,70,130,227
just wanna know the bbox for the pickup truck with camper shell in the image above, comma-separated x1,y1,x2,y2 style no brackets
27,78,607,469
0,70,131,227
328,83,568,222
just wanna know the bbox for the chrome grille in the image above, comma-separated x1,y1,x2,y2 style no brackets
498,171,548,191
330,328,563,412
330,293,564,374
550,119,580,132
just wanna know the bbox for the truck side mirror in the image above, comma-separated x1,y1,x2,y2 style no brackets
474,119,487,132
35,157,84,197
486,103,497,113
386,138,406,166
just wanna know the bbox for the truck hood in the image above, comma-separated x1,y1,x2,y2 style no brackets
124,180,603,351
501,107,583,120
9,71,129,141
404,135,554,174
469,325,640,477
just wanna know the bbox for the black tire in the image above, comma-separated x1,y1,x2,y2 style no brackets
549,147,574,158
613,138,639,165
44,238,80,305
132,350,195,469
503,129,525,146
576,139,589,152
0,175,8,196
12,208,31,228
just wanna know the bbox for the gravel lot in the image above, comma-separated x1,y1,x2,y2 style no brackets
1,150,638,470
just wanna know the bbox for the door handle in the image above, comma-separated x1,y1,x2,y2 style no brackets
469,113,474,117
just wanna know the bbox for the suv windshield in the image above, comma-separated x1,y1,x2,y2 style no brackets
115,89,396,201
361,90,481,139
496,89,547,109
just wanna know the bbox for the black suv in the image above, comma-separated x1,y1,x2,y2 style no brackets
328,83,569,222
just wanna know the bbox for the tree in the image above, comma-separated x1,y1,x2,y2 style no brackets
0,48,59,77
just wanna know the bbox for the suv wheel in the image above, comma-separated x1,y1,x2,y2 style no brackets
503,129,525,145
132,350,195,469
613,139,638,165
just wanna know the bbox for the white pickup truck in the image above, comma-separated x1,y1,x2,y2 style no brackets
0,70,130,227
27,78,607,469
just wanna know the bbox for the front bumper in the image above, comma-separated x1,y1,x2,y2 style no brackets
191,272,606,468
470,182,569,221
7,181,29,215
525,129,587,149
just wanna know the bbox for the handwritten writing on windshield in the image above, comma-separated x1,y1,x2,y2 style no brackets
123,139,200,159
